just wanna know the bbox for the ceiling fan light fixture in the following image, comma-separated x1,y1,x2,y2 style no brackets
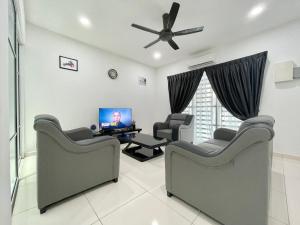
248,3,266,19
153,51,162,60
79,16,91,28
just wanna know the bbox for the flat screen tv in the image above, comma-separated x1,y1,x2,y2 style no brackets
99,108,132,130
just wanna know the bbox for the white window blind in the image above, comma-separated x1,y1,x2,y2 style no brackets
183,73,241,144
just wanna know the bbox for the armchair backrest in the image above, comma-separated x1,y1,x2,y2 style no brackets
34,114,62,131
237,115,275,139
167,113,194,128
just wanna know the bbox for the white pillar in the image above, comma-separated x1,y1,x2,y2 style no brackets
0,0,12,224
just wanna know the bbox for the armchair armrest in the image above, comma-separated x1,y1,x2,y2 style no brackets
153,122,169,138
64,127,93,141
214,128,237,141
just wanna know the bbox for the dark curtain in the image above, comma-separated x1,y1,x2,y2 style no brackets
167,69,204,113
205,51,268,121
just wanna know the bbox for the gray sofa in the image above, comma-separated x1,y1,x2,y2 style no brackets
153,113,194,142
165,115,275,225
34,115,120,213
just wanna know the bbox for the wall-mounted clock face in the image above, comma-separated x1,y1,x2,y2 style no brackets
108,69,118,79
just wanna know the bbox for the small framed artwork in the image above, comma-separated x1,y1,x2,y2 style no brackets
59,56,78,71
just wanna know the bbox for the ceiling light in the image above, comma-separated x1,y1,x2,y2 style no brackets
153,52,161,60
248,3,266,19
79,16,91,28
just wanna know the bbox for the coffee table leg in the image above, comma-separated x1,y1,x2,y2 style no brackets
123,142,132,151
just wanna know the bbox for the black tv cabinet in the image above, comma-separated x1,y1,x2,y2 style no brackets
93,128,142,144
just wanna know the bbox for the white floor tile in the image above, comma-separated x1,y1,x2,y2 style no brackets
148,156,165,169
18,174,36,187
269,217,288,225
119,154,144,175
272,157,284,174
124,162,165,191
19,155,37,178
12,195,98,225
150,185,198,222
193,212,220,225
271,171,286,193
91,220,102,225
285,176,300,225
85,176,146,218
283,158,300,180
101,193,190,225
269,190,289,224
13,176,37,215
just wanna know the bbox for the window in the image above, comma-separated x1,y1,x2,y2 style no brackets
8,0,21,203
183,73,241,144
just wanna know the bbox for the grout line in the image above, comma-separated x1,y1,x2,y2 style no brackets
191,211,200,224
13,206,37,216
121,173,148,192
270,216,289,225
148,188,197,224
83,194,103,225
100,191,148,220
282,160,291,225
18,172,36,181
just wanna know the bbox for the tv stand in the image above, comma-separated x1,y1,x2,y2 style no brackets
93,128,142,144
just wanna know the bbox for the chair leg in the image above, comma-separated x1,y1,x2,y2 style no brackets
113,178,118,183
167,191,173,197
40,207,47,214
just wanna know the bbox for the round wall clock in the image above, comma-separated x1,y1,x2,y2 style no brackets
108,69,118,79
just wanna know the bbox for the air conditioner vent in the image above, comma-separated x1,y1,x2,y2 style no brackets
188,60,215,70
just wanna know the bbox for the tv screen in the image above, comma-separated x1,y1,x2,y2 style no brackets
99,108,132,130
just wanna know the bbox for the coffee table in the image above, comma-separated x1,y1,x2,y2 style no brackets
122,133,169,162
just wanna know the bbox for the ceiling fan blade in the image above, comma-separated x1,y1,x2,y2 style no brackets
168,2,180,29
168,39,179,50
131,24,160,35
163,13,169,30
144,39,160,48
173,26,204,36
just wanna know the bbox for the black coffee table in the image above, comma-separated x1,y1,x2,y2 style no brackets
122,133,169,162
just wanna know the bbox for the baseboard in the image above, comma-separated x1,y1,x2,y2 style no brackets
273,152,300,161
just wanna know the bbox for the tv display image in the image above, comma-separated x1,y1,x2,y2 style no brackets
99,108,132,130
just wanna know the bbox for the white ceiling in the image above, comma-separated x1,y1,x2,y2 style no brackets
24,0,300,68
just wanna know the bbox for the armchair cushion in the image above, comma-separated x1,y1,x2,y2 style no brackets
171,141,225,157
153,113,194,142
64,127,93,141
157,129,172,140
76,136,116,146
169,120,184,128
153,122,169,138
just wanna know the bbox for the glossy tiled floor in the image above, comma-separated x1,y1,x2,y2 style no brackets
13,146,300,225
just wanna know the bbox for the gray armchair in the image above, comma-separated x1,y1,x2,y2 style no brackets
34,115,120,214
165,115,275,225
153,113,194,142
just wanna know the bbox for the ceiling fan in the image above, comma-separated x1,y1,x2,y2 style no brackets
131,2,204,50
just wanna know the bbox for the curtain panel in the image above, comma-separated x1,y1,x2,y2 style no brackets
167,51,268,119
167,69,204,113
205,51,268,120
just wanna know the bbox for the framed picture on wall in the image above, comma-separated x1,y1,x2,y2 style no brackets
59,56,78,71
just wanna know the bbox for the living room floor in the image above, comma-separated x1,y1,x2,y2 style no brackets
12,145,300,225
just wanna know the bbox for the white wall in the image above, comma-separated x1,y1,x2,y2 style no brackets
22,24,156,153
0,0,12,224
155,20,300,157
